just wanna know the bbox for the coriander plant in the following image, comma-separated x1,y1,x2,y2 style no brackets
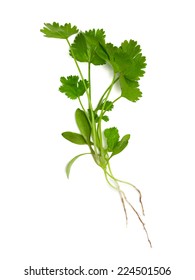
41,22,151,247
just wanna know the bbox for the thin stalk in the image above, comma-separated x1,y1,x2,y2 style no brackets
78,97,88,117
88,62,92,99
95,76,119,111
66,39,99,160
98,73,116,158
87,62,99,159
66,39,89,95
112,95,122,104
66,39,92,124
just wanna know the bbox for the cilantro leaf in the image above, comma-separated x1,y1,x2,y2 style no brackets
70,33,88,62
104,127,119,152
120,40,141,58
97,43,119,70
59,76,89,99
119,40,146,80
40,22,78,39
112,134,130,157
102,115,109,122
70,29,106,65
97,100,114,112
96,115,109,122
120,75,142,102
90,111,109,123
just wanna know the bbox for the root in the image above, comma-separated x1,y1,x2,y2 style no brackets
106,171,145,216
104,167,152,248
120,194,128,226
122,192,152,248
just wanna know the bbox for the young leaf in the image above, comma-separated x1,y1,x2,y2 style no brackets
75,109,91,143
88,109,99,123
112,134,130,157
61,132,87,145
59,76,89,100
104,127,119,152
93,113,109,123
40,22,78,39
97,101,114,112
120,75,142,102
70,29,106,65
102,115,109,122
66,153,90,178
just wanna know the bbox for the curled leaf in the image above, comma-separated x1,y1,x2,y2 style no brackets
66,153,91,178
111,134,130,157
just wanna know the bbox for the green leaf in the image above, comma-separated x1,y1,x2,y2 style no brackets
70,33,88,62
97,43,119,69
70,29,106,65
104,127,119,152
120,75,142,102
92,112,109,123
98,40,146,88
120,40,146,80
75,109,91,143
97,100,114,112
61,132,87,145
59,76,89,99
112,134,130,157
40,22,78,39
102,115,109,122
115,40,146,79
66,153,90,178
87,109,99,123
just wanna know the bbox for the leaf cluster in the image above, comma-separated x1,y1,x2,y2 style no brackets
40,22,146,173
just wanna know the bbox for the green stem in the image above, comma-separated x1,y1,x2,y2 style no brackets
98,73,116,161
78,97,88,116
88,62,92,99
95,76,119,111
66,39,100,162
112,95,122,104
87,62,99,162
66,39,89,95
66,39,92,124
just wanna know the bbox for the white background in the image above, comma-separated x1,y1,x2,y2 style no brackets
0,0,195,279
